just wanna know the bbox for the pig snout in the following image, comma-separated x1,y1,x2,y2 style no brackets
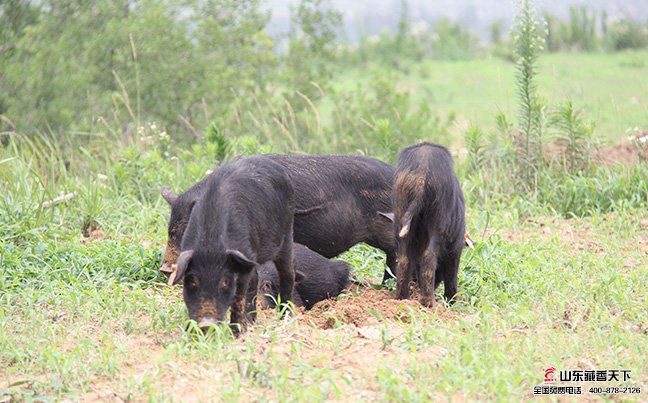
197,317,221,333
258,295,275,310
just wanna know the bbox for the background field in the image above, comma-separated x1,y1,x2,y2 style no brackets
351,51,648,142
1,0,647,401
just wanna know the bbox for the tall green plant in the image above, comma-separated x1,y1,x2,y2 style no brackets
512,0,546,191
551,101,596,174
465,126,485,172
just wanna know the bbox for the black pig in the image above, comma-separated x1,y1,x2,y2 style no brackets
168,156,296,333
388,143,465,307
161,154,396,282
258,265,304,309
258,243,350,310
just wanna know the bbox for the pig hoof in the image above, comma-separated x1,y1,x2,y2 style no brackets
396,289,410,300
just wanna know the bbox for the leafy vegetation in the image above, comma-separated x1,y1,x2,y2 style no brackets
511,0,546,189
545,5,648,52
1,0,647,400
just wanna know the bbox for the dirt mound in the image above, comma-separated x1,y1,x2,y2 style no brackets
595,137,647,167
543,134,647,167
298,283,453,329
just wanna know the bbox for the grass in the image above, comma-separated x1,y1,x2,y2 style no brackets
1,42,648,399
335,50,648,143
1,210,646,400
1,125,646,400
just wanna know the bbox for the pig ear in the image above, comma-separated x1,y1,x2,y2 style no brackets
161,187,178,205
295,270,306,282
378,212,395,221
168,250,193,286
225,249,256,273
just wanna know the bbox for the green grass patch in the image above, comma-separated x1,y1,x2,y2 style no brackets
335,51,648,142
1,134,646,399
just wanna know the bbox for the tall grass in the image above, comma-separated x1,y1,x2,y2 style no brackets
512,0,546,190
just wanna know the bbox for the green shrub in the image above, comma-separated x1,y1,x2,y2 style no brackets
606,18,648,51
549,100,596,175
537,164,648,217
431,18,480,60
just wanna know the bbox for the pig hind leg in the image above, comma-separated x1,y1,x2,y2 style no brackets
395,236,417,300
417,235,438,307
274,234,296,309
437,245,461,304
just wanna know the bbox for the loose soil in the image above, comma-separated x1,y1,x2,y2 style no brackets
299,284,455,329
596,141,647,166
543,134,648,167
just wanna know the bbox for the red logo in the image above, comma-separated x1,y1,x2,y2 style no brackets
544,367,557,383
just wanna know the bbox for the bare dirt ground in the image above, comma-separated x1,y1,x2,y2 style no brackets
596,141,647,167
543,132,648,167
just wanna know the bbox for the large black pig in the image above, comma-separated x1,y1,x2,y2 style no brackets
388,143,465,307
167,156,296,333
161,154,396,282
258,243,350,310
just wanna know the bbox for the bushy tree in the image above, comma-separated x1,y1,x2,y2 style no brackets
0,0,40,128
1,0,276,140
283,0,342,103
431,18,478,60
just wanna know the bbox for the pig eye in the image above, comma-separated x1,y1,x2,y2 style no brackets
184,274,199,289
220,276,231,289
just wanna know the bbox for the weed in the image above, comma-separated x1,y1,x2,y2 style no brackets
512,0,547,190
550,100,597,174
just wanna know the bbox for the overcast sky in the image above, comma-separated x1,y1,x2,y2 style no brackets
264,0,648,41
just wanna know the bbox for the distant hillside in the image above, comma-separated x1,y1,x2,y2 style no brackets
264,0,648,41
